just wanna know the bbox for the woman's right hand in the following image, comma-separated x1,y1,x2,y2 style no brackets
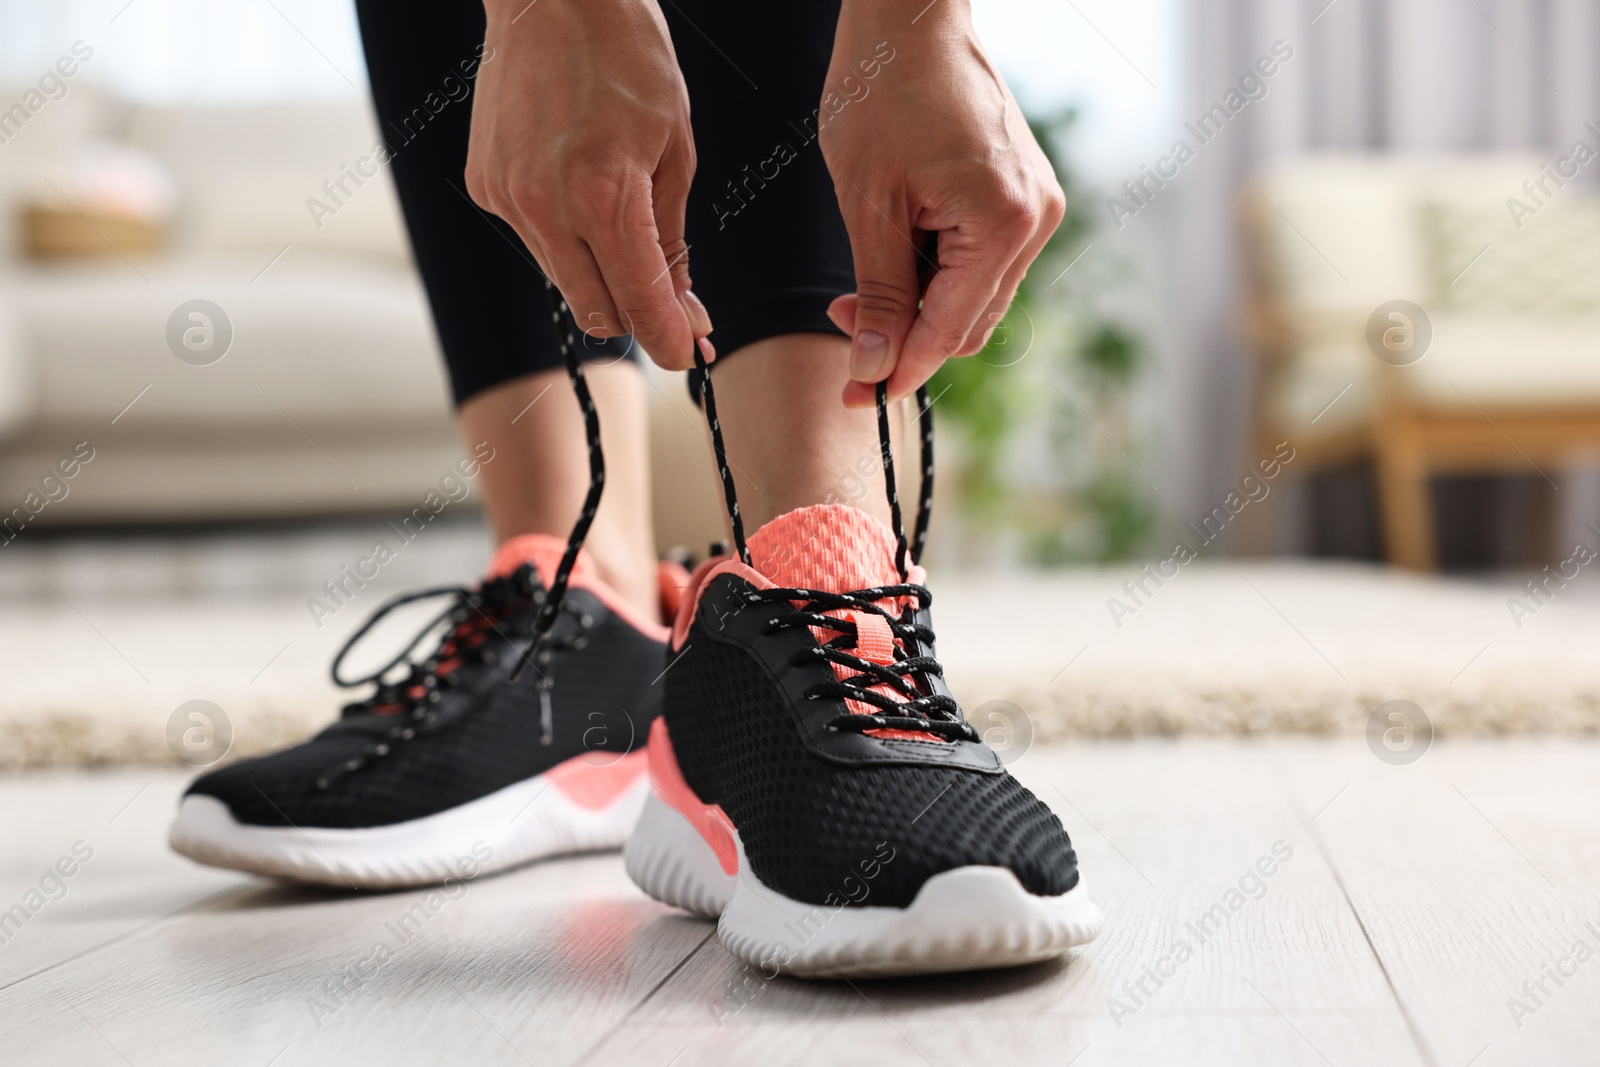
467,0,711,368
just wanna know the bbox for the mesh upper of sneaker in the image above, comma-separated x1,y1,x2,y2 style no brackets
666,633,1079,907
665,505,1080,907
187,556,667,829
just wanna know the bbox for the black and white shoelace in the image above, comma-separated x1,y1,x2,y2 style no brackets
501,280,607,684
690,319,973,741
517,264,959,737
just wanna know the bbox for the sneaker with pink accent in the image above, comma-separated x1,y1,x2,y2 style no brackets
624,504,1103,978
169,534,682,888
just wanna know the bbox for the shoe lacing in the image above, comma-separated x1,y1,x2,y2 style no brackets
747,583,977,742
474,250,956,748
689,234,969,743
316,562,595,789
302,281,606,791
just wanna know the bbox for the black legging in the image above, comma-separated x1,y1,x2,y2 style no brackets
354,1,855,406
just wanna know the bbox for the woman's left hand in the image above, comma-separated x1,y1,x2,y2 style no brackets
820,0,1064,407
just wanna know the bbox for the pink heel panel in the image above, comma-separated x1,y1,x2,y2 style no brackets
545,749,647,811
646,718,738,875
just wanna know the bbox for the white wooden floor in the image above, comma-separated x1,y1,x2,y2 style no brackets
2,739,1597,1067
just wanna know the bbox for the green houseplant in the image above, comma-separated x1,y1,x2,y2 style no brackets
926,109,1154,564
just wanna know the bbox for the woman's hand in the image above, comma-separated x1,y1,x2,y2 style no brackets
466,0,711,369
820,0,1064,406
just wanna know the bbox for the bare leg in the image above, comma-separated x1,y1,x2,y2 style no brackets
708,333,895,530
457,361,660,623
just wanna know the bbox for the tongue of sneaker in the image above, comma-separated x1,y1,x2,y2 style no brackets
746,505,902,592
748,507,942,741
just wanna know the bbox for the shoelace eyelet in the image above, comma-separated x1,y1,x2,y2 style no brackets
764,585,966,740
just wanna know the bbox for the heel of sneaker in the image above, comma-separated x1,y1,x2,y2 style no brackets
625,791,737,918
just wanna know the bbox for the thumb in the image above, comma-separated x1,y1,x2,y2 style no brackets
840,203,921,386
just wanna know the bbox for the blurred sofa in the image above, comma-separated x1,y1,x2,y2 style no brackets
0,85,723,551
0,85,459,523
1241,154,1600,568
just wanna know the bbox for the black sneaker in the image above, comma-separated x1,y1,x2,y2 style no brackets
624,504,1103,977
169,534,681,888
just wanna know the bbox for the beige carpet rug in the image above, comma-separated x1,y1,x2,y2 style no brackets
5,540,1599,767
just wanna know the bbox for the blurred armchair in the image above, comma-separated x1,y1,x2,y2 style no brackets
1241,153,1600,569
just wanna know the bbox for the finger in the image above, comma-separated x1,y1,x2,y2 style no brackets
651,136,713,343
953,254,1028,358
960,262,1026,356
584,176,698,371
869,265,1001,405
545,237,624,339
884,219,1031,402
838,189,922,387
830,296,866,404
904,233,1013,363
956,214,1055,356
479,182,630,341
841,378,877,408
827,293,857,335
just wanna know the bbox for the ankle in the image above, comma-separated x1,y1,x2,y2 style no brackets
583,534,662,626
708,334,897,530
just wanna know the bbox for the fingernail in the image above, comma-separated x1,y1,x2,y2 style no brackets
849,330,890,381
697,336,716,363
682,290,713,337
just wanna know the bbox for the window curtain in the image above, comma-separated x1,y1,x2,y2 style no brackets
1165,0,1600,562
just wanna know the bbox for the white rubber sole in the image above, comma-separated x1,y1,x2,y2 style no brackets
624,785,738,918
169,760,649,889
625,791,1104,978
